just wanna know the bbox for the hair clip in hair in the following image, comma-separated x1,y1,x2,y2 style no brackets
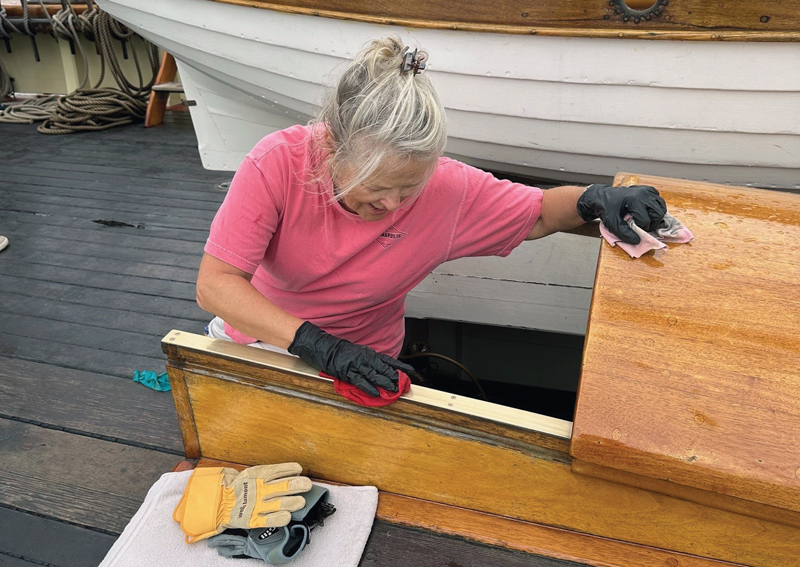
401,48,427,75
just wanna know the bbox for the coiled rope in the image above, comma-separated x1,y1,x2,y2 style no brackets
39,8,159,133
0,1,159,133
0,93,59,123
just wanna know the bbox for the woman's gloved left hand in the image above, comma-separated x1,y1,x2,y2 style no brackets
288,321,415,397
577,184,667,244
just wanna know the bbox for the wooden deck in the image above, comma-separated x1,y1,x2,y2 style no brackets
0,116,585,566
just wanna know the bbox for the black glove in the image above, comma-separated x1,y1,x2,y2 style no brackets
577,184,667,245
288,321,414,397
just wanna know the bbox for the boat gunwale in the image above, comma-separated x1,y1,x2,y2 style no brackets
211,0,800,42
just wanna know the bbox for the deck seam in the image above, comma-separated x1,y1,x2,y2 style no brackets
0,504,120,537
0,413,184,456
0,549,58,567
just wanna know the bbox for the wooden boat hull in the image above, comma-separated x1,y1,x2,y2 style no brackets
97,0,800,189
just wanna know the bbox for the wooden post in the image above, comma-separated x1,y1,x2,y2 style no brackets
145,51,179,127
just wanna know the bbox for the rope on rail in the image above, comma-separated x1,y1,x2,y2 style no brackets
0,5,21,37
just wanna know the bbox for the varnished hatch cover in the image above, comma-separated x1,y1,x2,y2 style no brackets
571,173,800,514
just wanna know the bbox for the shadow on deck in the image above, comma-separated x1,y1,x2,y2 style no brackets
0,115,583,566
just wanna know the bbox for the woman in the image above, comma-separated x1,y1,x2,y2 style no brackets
197,37,665,397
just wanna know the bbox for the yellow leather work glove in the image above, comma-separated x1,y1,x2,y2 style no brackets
173,463,312,543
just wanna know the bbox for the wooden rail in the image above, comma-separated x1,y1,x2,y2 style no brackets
2,3,90,17
212,0,800,41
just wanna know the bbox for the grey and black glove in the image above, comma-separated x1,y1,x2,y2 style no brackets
207,525,309,564
577,183,667,244
207,485,336,564
288,321,414,397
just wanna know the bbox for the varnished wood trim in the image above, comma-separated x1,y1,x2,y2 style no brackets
572,460,800,529
210,0,800,41
574,172,800,518
377,492,743,567
3,4,89,17
181,374,799,566
166,365,201,459
194,457,750,567
162,331,573,441
171,459,197,473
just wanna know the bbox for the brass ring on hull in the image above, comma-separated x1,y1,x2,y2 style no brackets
609,0,669,23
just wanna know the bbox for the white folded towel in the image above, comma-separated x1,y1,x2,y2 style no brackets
99,470,378,567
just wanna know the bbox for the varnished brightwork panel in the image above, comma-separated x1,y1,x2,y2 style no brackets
163,360,800,566
572,173,800,514
162,332,572,452
165,365,201,459
212,0,800,40
192,457,742,567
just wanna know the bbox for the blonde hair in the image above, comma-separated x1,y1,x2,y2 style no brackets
312,36,447,199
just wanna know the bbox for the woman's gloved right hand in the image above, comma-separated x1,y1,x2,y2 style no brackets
288,321,414,397
576,183,667,245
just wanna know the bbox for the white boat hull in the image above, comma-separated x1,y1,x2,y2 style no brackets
99,0,800,189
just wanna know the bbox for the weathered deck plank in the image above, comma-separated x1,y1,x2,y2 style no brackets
0,210,210,244
1,292,201,337
10,235,202,271
0,275,207,322
0,219,209,253
2,312,173,357
1,195,215,231
0,420,182,533
0,260,198,301
0,331,166,378
3,180,225,213
0,357,183,453
2,164,229,192
0,508,116,567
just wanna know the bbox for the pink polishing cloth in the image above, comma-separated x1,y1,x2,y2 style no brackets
600,213,694,258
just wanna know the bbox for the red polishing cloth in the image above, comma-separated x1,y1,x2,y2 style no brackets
320,370,411,407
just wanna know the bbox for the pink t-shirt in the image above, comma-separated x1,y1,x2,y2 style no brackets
205,125,543,357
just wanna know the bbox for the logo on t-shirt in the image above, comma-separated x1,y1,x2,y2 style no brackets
376,225,407,249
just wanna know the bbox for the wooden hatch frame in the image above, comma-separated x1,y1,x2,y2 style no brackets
163,173,800,567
